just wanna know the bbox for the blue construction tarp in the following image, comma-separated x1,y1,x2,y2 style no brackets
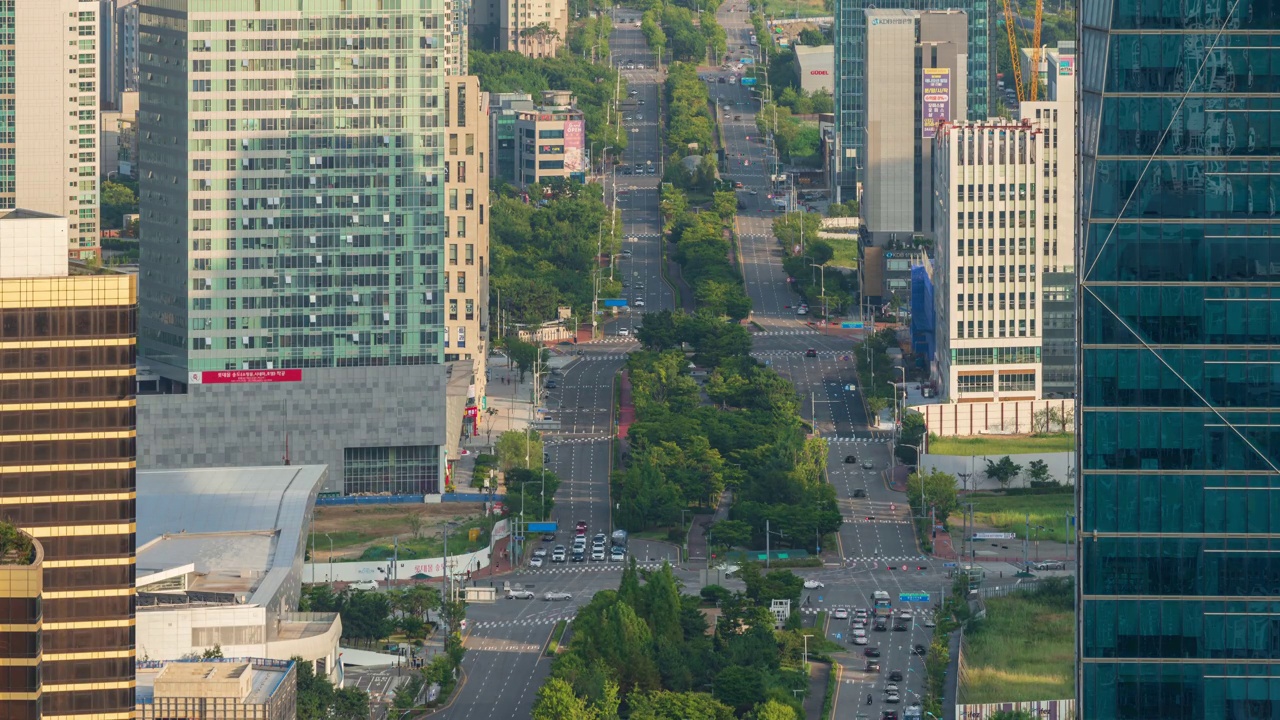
910,264,936,368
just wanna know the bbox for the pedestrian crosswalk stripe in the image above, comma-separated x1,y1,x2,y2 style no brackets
751,330,820,336
544,435,612,446
840,556,931,564
471,616,575,629
826,437,892,443
516,562,665,575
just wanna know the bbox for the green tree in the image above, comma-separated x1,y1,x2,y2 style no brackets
797,28,825,47
985,456,1024,490
628,690,734,720
713,666,765,714
708,519,752,550
895,410,927,464
1026,459,1053,487
533,677,595,720
505,338,540,381
200,645,223,659
495,429,542,471
100,180,138,229
906,469,958,523
754,699,799,720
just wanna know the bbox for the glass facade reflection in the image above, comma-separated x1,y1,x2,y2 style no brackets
1079,0,1280,716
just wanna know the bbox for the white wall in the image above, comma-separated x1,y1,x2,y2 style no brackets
913,398,1074,436
305,547,491,583
920,451,1074,490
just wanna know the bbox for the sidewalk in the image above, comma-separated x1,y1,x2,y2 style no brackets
804,661,831,720
687,491,732,563
618,370,635,442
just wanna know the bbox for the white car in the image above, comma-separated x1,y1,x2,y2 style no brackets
507,589,535,600
833,608,849,620
530,556,544,568
350,579,378,591
544,591,573,601
853,635,868,645
533,548,548,558
886,693,901,704
618,328,630,336
898,610,913,620
610,547,626,562
634,300,646,307
803,579,825,589
591,549,606,562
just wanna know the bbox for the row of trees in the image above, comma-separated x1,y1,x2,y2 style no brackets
774,215,856,317
470,49,627,154
665,62,716,160
615,311,843,553
531,561,812,719
754,102,821,165
664,186,752,320
641,0,727,64
568,13,613,62
301,583,448,647
490,181,618,326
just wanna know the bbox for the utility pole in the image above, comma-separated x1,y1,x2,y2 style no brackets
1023,512,1030,571
766,518,771,569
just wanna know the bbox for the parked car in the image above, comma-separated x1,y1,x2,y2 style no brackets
507,589,535,600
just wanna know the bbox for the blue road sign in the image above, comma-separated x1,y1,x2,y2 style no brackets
527,522,558,533
943,562,958,568
834,633,842,640
899,592,931,603
841,321,865,329
603,299,628,308
817,596,823,603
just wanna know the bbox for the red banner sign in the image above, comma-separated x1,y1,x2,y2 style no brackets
809,70,829,75
190,369,303,385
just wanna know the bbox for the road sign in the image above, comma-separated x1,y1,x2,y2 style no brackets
899,592,931,603
845,385,857,392
841,321,866,329
527,522,558,533
973,532,1017,540
603,299,628,308
943,562,958,568
835,633,842,640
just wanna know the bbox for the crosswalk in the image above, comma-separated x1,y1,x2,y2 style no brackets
544,435,613,446
471,615,574,630
751,350,847,358
752,330,820,336
515,562,668,575
583,338,639,345
841,556,931,564
845,517,912,525
826,437,892,443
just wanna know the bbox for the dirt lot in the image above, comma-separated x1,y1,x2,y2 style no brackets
311,502,487,561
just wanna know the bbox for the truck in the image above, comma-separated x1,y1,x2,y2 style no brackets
611,529,629,548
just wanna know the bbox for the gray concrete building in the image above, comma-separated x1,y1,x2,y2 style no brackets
862,9,968,240
136,0,460,495
101,0,140,110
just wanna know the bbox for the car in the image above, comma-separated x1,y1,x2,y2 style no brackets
886,693,901,704
350,579,378,591
591,549,606,561
861,460,875,470
530,556,544,568
635,114,643,120
638,99,645,105
635,299,646,307
1034,560,1066,571
544,591,573,601
805,348,818,357
571,551,586,563
912,644,927,655
718,77,727,83
884,684,899,694
833,608,849,620
888,670,904,682
749,189,759,195
898,610,913,620
542,532,556,542
844,455,857,463
507,589,535,599
853,620,867,630
853,488,868,498
893,622,909,631
853,635,868,645
629,89,639,96
576,520,588,532
618,328,631,336
865,661,881,672
533,548,548,558
923,617,937,628
863,647,881,658
621,249,632,256
733,181,744,189
546,378,559,389
874,621,887,632
552,545,567,562
803,579,825,589
610,546,626,561
881,712,899,720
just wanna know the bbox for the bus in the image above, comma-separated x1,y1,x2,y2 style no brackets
872,590,892,617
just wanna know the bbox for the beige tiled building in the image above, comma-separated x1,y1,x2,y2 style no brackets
472,0,569,58
444,75,490,412
137,659,297,720
6,1,101,258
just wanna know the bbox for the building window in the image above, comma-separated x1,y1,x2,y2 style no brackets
449,299,457,320
998,372,1036,392
956,374,994,394
344,445,440,496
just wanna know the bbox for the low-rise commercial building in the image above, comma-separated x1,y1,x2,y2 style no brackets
793,45,834,95
136,465,342,682
490,91,587,187
137,659,297,720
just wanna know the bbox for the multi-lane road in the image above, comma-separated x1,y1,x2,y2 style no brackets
445,8,937,719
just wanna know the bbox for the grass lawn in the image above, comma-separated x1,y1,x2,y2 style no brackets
763,0,829,19
961,492,1075,543
928,433,1074,456
823,235,859,270
959,592,1074,703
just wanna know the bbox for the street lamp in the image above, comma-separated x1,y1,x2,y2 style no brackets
324,533,335,582
809,263,827,320
764,519,785,569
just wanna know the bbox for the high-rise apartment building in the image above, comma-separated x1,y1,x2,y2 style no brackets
0,209,138,719
1078,1,1280,715
101,0,141,109
471,0,568,58
5,1,101,258
136,0,456,495
862,8,967,238
930,43,1074,403
444,75,489,408
832,0,991,198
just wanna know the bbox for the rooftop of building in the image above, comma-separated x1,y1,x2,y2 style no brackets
136,658,294,705
0,522,37,566
137,465,326,608
0,209,63,221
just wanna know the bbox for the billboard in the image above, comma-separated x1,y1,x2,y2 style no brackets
563,119,585,172
921,67,951,139
1059,56,1075,76
189,369,302,384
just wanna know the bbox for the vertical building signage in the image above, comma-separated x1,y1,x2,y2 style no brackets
564,119,585,172
921,68,951,139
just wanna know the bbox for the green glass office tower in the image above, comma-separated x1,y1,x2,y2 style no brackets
1079,0,1280,716
137,0,456,494
833,0,991,195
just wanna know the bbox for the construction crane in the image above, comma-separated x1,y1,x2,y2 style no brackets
1000,0,1045,103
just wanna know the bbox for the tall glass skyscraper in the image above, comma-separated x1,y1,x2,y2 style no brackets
1079,0,1280,716
833,0,991,195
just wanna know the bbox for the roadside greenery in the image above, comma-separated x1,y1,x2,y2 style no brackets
642,0,727,63
960,492,1075,544
665,61,716,159
568,13,613,61
621,311,842,551
774,214,856,317
905,468,959,553
471,49,626,153
530,560,812,719
754,103,821,165
296,658,370,719
666,187,751,320
959,579,1075,704
925,432,1074,456
490,181,619,326
853,328,900,423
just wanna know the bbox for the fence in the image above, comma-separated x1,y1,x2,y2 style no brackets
314,493,504,507
955,700,1075,720
971,581,1042,600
